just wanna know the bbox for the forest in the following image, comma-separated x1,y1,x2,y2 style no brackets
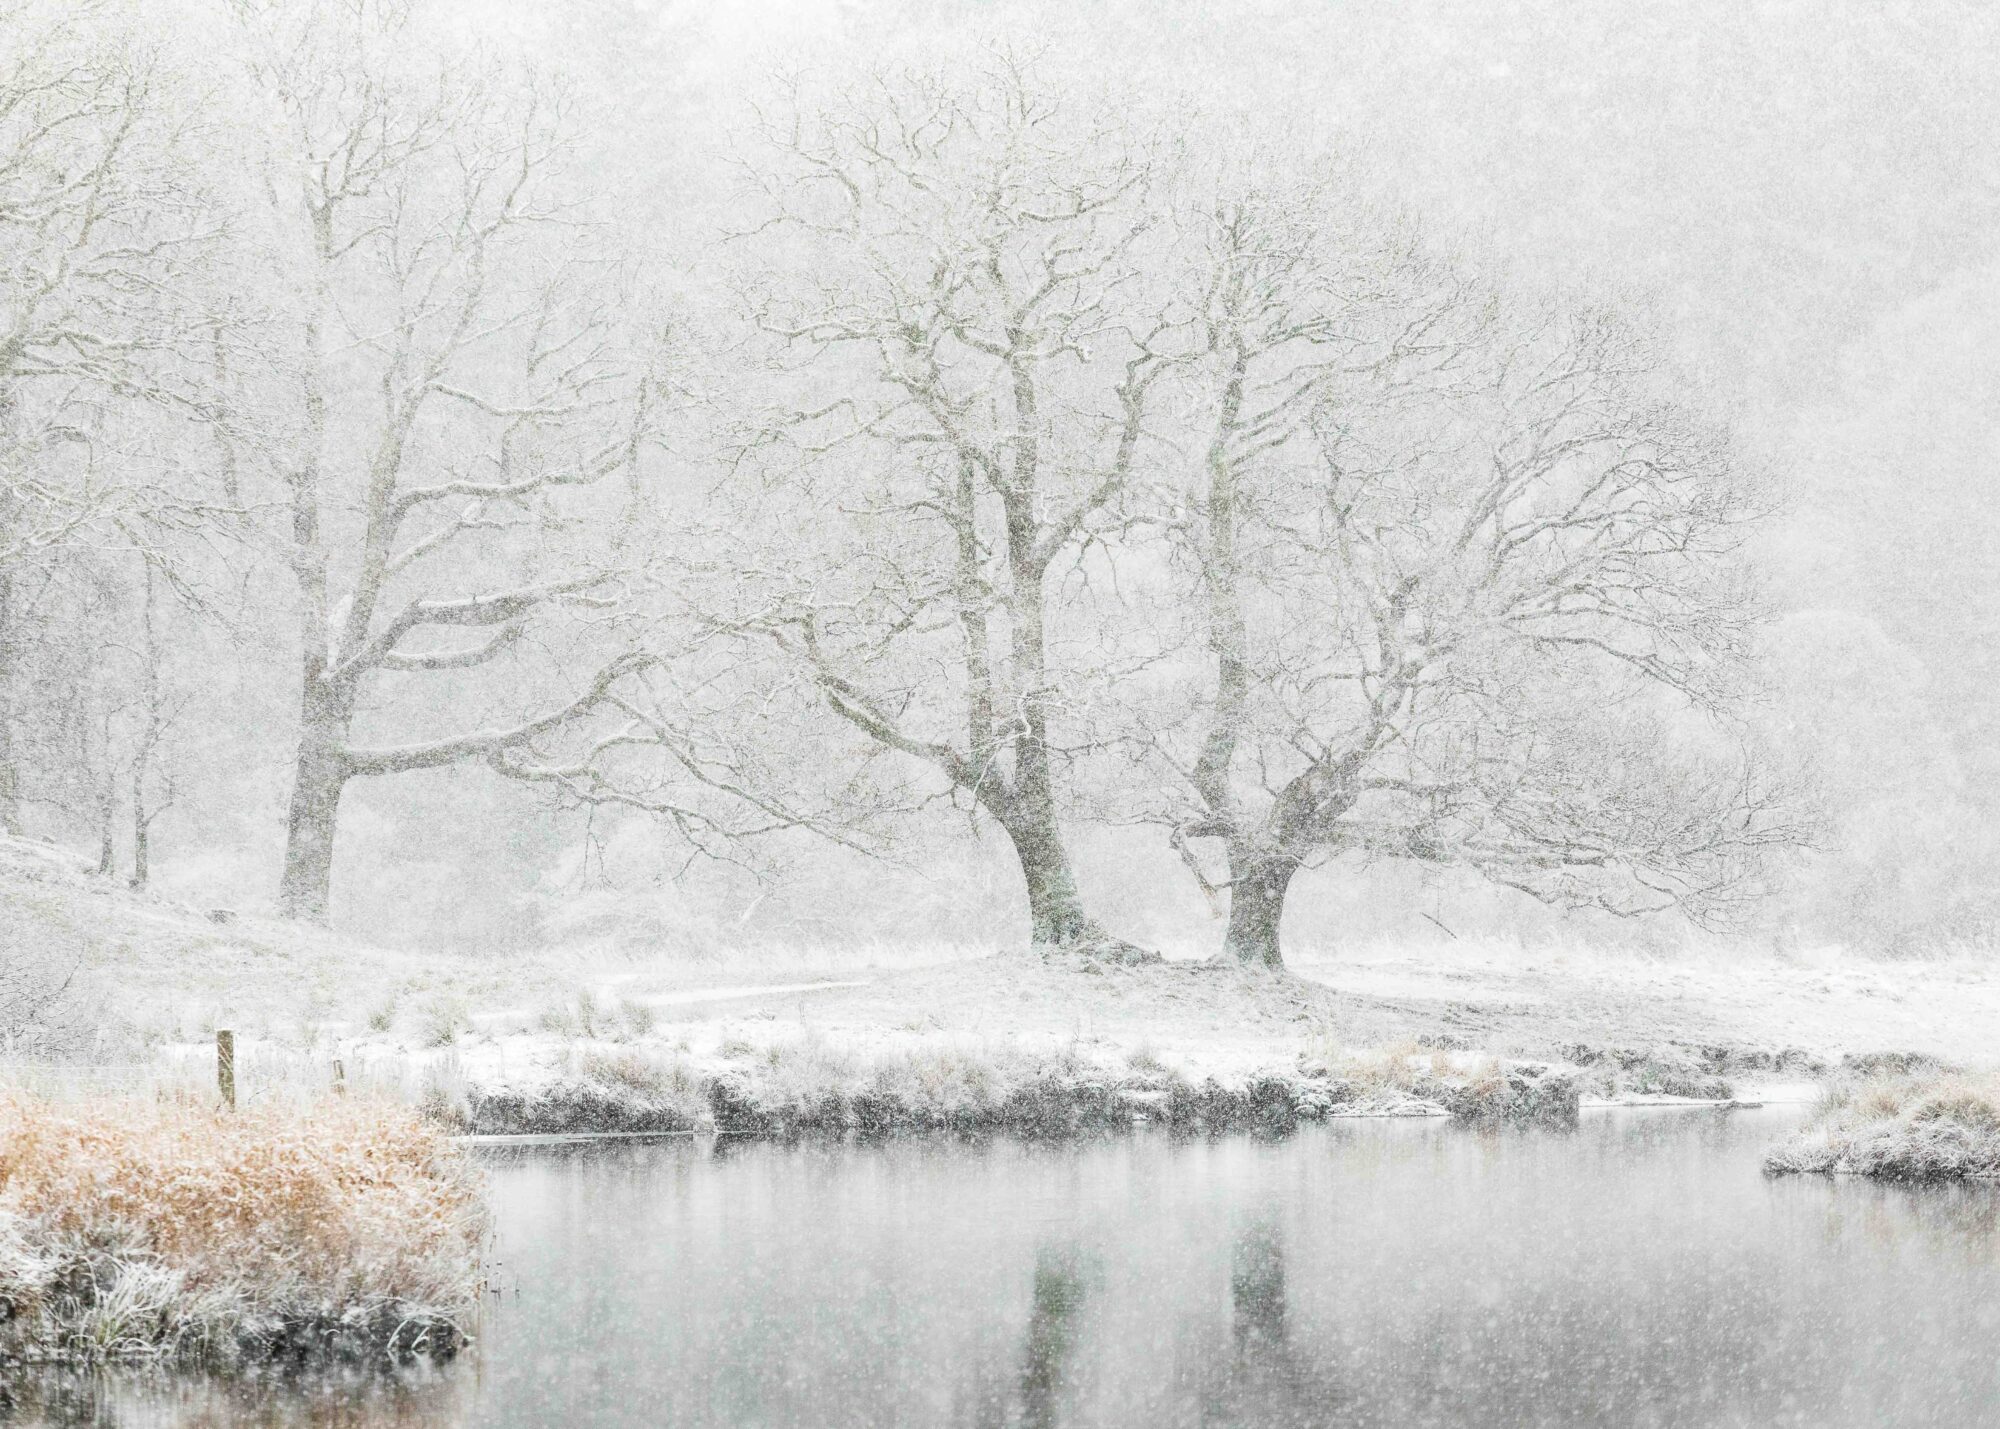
7,0,1995,974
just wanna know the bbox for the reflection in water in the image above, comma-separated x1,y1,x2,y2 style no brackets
1230,1217,1289,1363
1197,1216,1341,1429
1817,1175,2000,1263
1224,1217,1302,1418
5,1362,471,1428
1017,1246,1092,1429
13,1110,2000,1428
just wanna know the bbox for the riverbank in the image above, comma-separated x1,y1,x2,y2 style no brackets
1765,1068,2000,1180
0,1096,484,1365
405,951,1870,1139
7,834,1994,1143
455,1032,1593,1138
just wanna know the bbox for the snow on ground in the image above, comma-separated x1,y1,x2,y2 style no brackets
1284,941,2000,1066
5,834,1995,1105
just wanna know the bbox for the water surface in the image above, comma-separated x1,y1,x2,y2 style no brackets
19,1108,2000,1427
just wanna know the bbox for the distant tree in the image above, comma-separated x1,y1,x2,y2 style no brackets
716,62,1181,954
1165,188,1805,965
0,0,214,838
218,1,670,921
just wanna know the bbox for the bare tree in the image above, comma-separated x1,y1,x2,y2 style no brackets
718,62,1181,955
1165,197,1805,965
220,2,667,921
121,559,179,887
0,0,213,835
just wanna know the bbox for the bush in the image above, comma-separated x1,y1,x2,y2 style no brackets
0,1095,486,1363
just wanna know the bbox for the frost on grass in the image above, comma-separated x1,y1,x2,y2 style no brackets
456,1023,1604,1139
0,1095,486,1363
468,1047,708,1135
1298,1036,1582,1128
1764,1072,2000,1180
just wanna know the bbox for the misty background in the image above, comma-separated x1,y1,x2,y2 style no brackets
6,0,1994,959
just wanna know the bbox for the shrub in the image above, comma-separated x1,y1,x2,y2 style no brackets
580,1049,705,1120
1298,1035,1437,1095
1440,1065,1581,1128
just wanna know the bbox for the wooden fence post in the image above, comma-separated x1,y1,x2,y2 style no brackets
216,1029,235,1109
333,1058,346,1096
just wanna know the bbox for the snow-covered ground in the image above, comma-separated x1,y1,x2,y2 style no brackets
5,835,1994,1107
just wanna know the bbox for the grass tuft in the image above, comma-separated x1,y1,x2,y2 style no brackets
1765,1071,2000,1179
1299,1034,1438,1094
537,988,608,1040
1125,1041,1167,1074
618,997,657,1038
419,997,469,1049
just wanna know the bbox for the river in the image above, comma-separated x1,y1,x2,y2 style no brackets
16,1106,2000,1427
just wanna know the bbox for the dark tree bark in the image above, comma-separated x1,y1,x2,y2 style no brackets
995,801,1102,948
991,489,1125,952
1221,848,1299,969
277,679,352,921
0,570,16,837
129,792,151,889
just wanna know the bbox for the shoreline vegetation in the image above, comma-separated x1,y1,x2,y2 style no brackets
1765,1067,2000,1181
450,1033,1746,1141
0,1097,484,1366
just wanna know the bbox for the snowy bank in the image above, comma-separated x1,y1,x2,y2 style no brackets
1764,1070,2000,1180
447,1032,1585,1138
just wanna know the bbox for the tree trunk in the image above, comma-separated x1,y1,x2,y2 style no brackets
1223,849,1300,969
129,564,159,890
0,699,16,836
1000,804,1103,948
989,791,1145,954
279,691,350,923
94,791,115,877
129,804,150,890
982,476,1137,956
0,570,18,837
93,709,115,877
997,492,1106,951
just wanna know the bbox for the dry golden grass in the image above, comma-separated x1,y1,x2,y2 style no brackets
1299,1034,1444,1093
0,1094,486,1363
577,1047,706,1117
